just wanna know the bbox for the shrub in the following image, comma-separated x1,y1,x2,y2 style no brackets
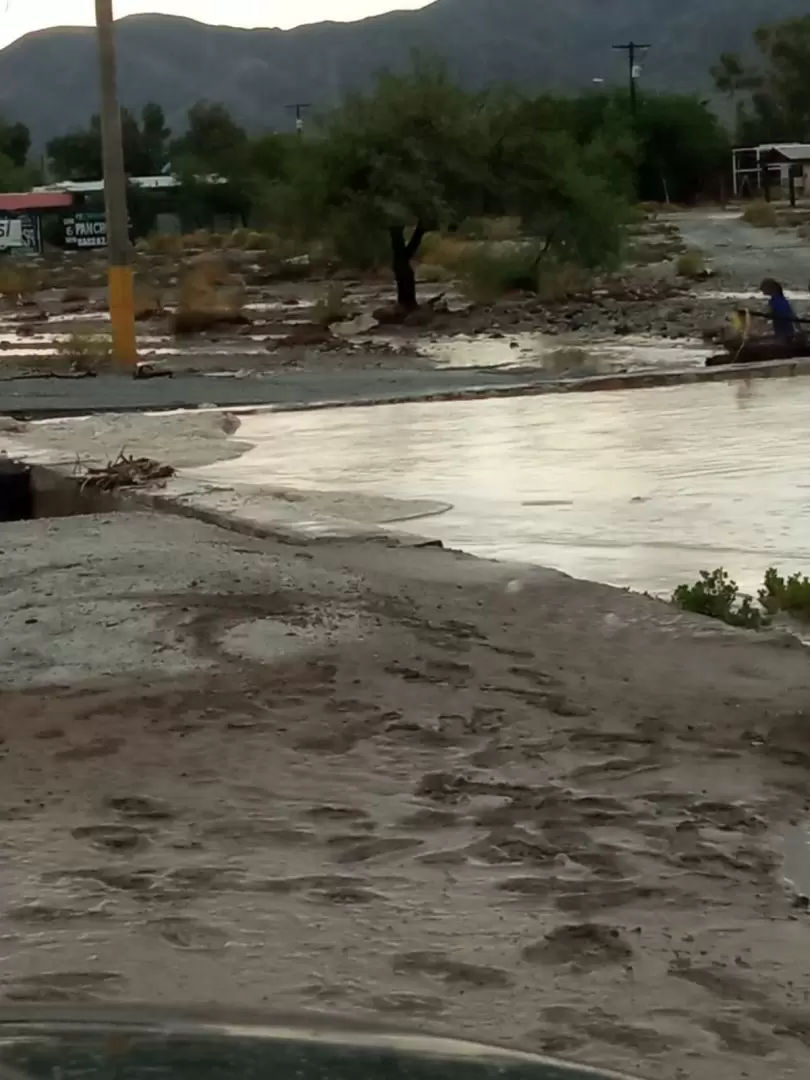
419,234,471,270
457,245,543,302
227,227,252,249
312,283,348,326
327,215,391,272
133,281,164,320
55,330,112,371
676,248,707,279
544,347,593,374
142,233,185,255
0,262,40,303
171,262,248,334
535,263,593,303
672,568,768,629
243,230,277,251
416,262,452,283
742,200,778,228
61,286,90,303
758,567,810,621
456,217,522,241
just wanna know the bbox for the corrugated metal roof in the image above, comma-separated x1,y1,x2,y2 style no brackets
758,143,810,161
34,174,227,195
0,192,73,211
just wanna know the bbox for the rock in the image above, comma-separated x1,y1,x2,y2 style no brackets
372,304,409,325
170,309,251,335
133,361,173,380
276,324,334,348
0,416,26,433
331,313,378,338
447,299,475,315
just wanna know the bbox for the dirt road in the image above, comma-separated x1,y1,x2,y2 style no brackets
679,210,810,293
1,511,810,1079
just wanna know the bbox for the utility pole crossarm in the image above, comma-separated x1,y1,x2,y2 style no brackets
285,103,312,134
613,41,651,116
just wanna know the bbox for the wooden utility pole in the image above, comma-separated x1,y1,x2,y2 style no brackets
95,0,137,366
612,41,650,117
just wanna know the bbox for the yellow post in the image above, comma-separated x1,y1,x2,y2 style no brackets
107,264,136,363
95,0,137,366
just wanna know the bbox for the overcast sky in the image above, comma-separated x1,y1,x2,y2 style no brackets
0,1,432,46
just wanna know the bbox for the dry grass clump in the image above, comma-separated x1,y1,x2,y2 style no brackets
170,259,249,335
675,248,707,279
312,283,349,326
742,200,778,228
0,263,41,304
55,330,113,371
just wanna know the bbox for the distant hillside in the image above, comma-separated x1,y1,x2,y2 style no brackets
2,0,808,145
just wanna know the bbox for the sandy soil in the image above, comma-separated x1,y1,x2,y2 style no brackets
1,511,810,1079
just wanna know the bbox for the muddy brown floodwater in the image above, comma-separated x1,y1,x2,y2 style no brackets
194,376,810,596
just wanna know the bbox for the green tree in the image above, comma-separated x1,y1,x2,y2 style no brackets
482,91,632,266
712,16,810,143
0,120,31,170
561,89,729,204
287,63,499,307
251,133,297,181
284,65,633,307
122,104,171,176
634,94,730,203
46,119,102,181
170,101,248,178
47,104,169,181
0,118,38,191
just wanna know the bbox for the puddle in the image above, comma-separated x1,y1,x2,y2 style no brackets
589,338,710,371
245,300,312,313
696,290,767,303
415,333,547,369
194,376,810,597
781,825,810,899
45,312,106,324
413,332,710,375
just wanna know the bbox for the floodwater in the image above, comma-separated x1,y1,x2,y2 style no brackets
415,332,710,374
195,375,810,597
781,825,810,899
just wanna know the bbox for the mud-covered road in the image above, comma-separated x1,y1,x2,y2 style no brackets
2,512,810,1080
679,209,810,291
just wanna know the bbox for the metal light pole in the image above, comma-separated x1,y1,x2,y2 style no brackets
95,0,137,366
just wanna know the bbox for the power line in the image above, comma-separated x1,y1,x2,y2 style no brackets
612,41,650,117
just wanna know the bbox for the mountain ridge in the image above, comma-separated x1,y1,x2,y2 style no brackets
1,0,807,146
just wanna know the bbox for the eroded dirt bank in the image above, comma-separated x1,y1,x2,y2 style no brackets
1,512,810,1079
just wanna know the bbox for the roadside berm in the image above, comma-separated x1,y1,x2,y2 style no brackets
1,495,810,1080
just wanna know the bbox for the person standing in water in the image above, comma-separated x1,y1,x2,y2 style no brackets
760,278,800,339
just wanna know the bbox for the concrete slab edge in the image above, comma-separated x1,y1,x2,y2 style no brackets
6,354,810,420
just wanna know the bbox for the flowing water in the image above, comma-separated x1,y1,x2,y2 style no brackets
194,375,810,597
414,332,710,374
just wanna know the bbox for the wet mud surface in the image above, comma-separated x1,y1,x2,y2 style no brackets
1,514,810,1080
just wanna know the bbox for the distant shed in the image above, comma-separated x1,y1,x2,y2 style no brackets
732,143,810,203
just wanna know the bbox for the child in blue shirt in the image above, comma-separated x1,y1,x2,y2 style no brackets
760,278,800,338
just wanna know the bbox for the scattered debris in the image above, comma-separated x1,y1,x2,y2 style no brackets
331,312,379,338
77,451,175,492
133,361,173,380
